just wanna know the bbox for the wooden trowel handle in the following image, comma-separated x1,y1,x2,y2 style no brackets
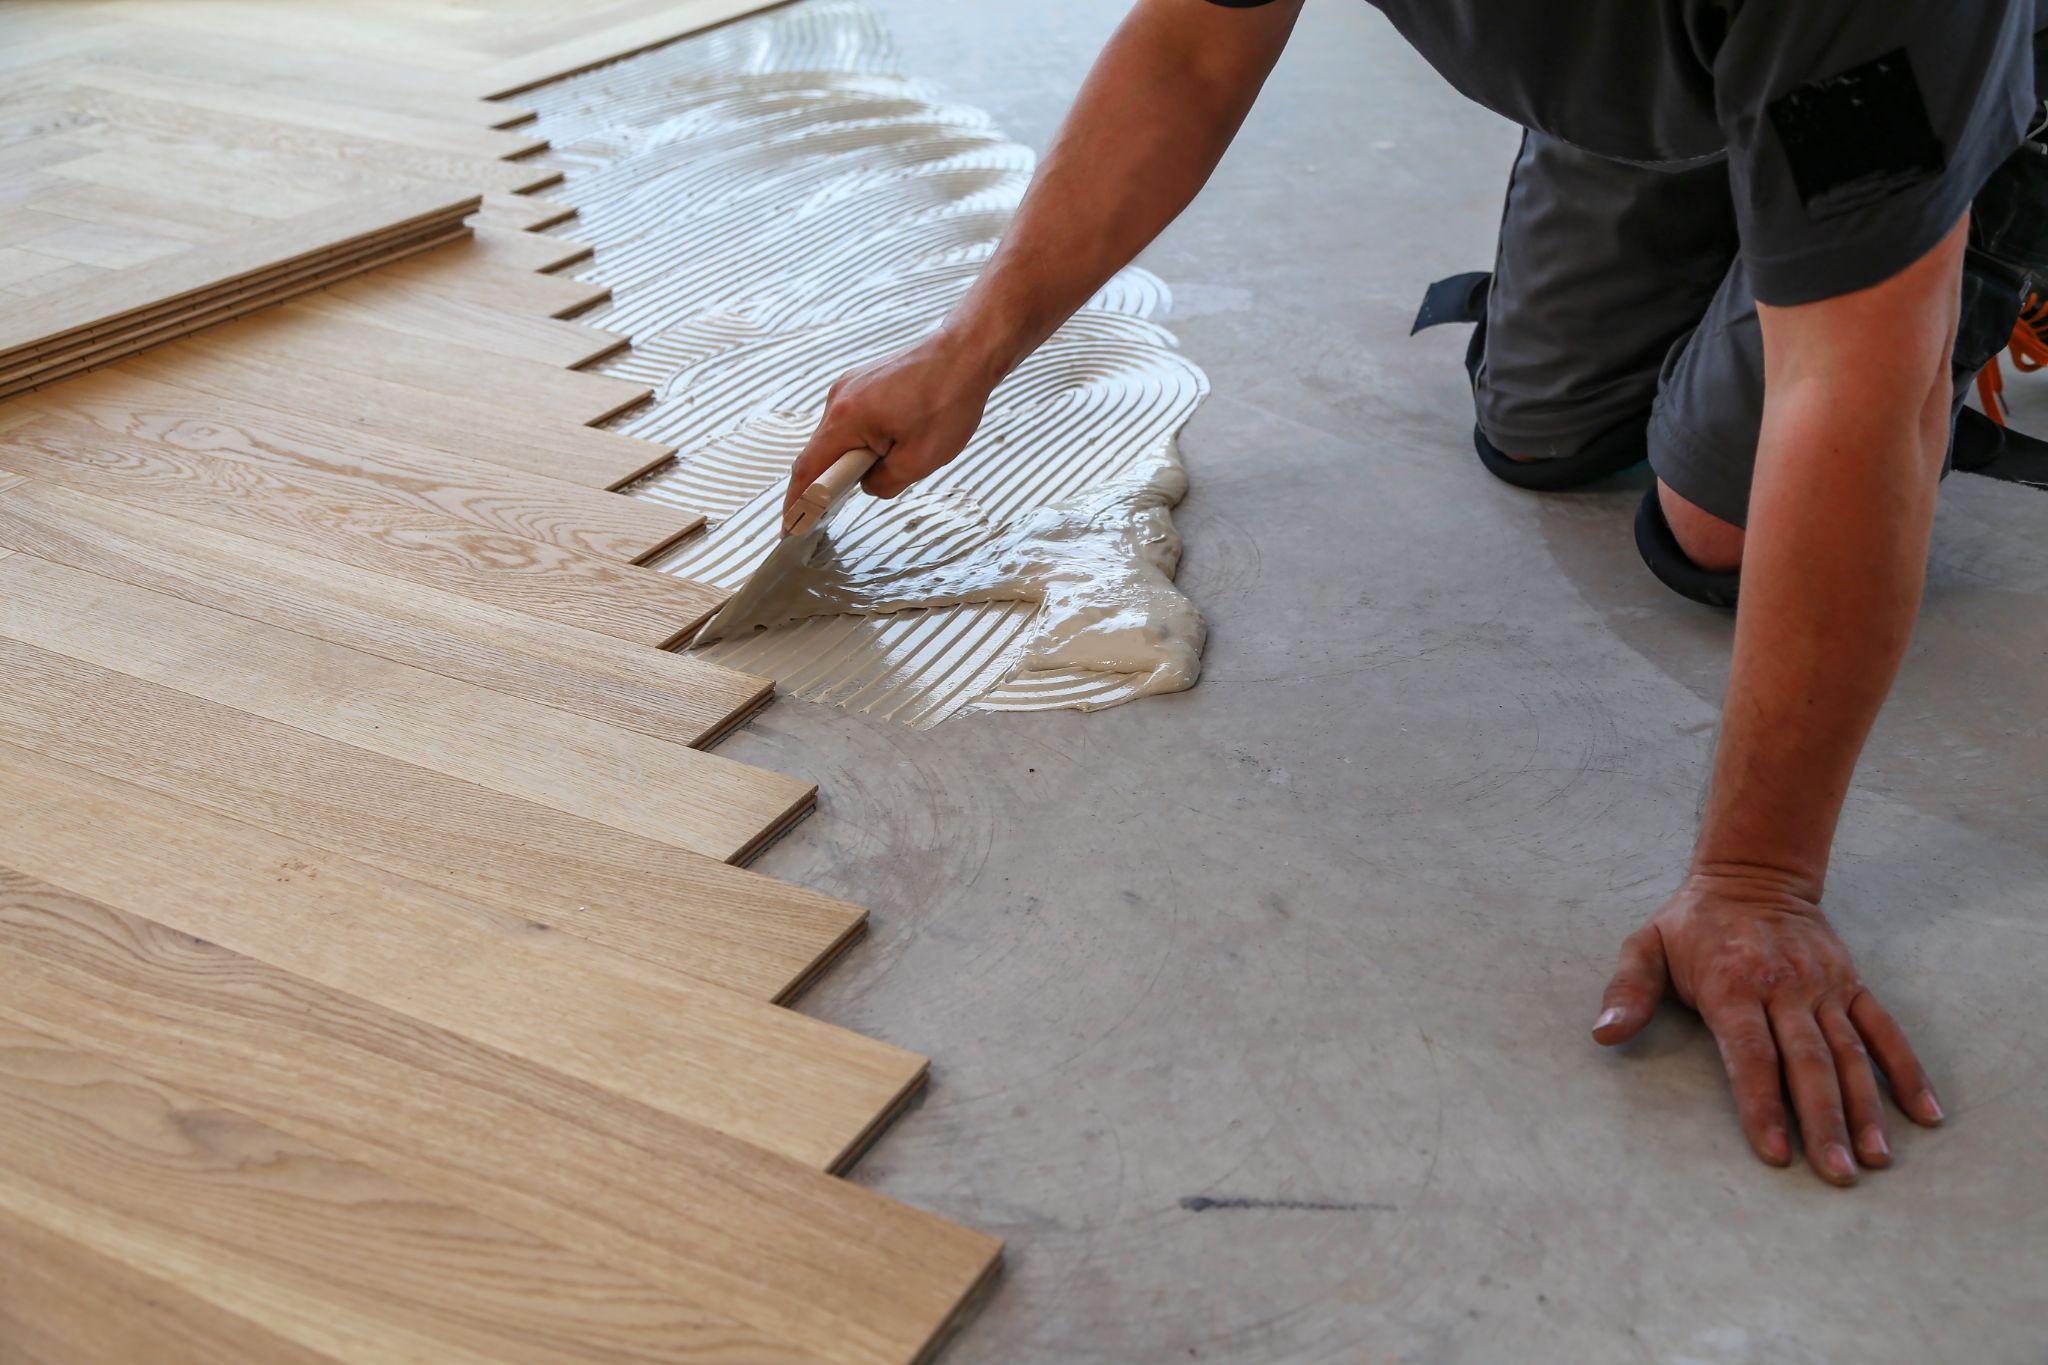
785,447,880,536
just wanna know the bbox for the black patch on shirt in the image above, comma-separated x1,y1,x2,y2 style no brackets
1768,49,1947,222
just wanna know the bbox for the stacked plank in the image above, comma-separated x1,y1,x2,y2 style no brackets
0,3,1003,1362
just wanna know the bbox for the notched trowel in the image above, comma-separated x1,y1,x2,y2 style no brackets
690,446,880,646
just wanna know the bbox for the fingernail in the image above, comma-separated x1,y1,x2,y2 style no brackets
1921,1090,1945,1123
1861,1126,1889,1160
1593,1007,1623,1032
1763,1127,1791,1164
1825,1143,1858,1181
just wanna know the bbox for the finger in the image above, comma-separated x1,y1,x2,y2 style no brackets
1848,991,1943,1127
861,440,941,500
785,415,886,516
1768,1004,1857,1186
1700,999,1792,1167
1820,1004,1890,1168
1592,926,1668,1044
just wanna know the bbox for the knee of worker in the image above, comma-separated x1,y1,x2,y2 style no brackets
1473,370,1654,461
1657,479,1744,573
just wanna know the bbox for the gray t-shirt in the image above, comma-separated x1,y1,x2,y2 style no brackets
1210,0,2040,305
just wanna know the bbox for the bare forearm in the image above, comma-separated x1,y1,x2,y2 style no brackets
1695,221,1966,898
942,0,1301,385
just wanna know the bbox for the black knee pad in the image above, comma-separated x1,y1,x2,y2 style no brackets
1473,414,1650,492
1634,486,1740,609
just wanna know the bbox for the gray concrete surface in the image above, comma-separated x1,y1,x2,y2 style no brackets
715,3,2048,1359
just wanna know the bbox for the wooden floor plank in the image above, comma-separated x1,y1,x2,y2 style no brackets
0,477,763,749
18,367,687,562
0,1204,343,1365
202,304,652,426
475,191,577,231
0,421,715,647
113,330,673,488
65,63,547,161
471,221,595,272
0,629,855,1002
298,273,628,369
470,0,795,98
0,871,1001,1363
0,750,918,1172
0,555,803,860
0,1022,798,1365
375,236,612,316
0,184,474,358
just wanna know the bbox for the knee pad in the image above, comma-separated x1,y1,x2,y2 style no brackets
1634,486,1740,609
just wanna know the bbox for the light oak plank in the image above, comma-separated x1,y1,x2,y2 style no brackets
0,555,801,858
67,63,546,161
0,185,475,358
0,627,854,1002
0,871,1000,1363
0,420,714,645
0,1204,342,1365
20,367,685,561
471,0,794,98
299,273,628,368
476,191,578,231
201,304,651,426
0,477,763,750
470,222,595,271
375,235,612,317
0,750,917,1171
0,1024,795,1364
111,328,672,488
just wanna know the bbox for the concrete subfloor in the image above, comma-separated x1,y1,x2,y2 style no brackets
716,3,2048,1359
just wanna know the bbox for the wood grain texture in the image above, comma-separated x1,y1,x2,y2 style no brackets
0,870,1000,1363
471,221,595,271
0,185,475,357
375,235,612,316
0,420,716,646
0,1023,789,1365
114,327,673,487
0,555,805,860
476,191,578,231
0,1204,342,1365
298,272,629,369
0,477,766,750
202,303,652,426
0,627,856,1002
470,0,799,98
16,367,687,562
65,63,547,161
0,750,919,1172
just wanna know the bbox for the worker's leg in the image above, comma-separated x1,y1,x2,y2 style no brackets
1640,247,2031,606
1473,131,1739,481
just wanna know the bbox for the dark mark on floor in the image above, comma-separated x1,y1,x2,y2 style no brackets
1179,1195,1397,1213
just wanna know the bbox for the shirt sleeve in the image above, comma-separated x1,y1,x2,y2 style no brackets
1716,0,2038,306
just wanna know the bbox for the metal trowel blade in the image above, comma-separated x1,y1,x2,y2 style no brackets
689,524,827,645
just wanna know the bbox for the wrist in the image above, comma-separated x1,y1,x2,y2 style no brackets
1684,854,1826,909
932,311,1023,393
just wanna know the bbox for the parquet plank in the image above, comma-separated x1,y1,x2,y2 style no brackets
0,1023,794,1365
66,63,546,161
0,477,763,749
299,272,628,368
0,627,855,1001
198,305,650,426
471,221,595,271
0,422,714,644
0,184,474,357
47,85,559,194
476,191,578,231
471,0,797,98
113,328,672,487
375,236,613,316
17,367,684,561
0,870,1001,1363
0,555,792,856
0,749,918,1171
0,1204,342,1365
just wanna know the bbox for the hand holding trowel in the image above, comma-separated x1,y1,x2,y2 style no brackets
690,446,880,645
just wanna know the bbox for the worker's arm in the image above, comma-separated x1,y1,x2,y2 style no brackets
785,0,1303,510
1595,219,1965,1184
